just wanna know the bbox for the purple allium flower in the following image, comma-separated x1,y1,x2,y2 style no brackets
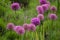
50,6,57,12
36,6,44,14
29,24,36,31
31,17,40,26
23,23,30,31
46,1,50,6
11,3,20,10
13,26,25,35
37,14,44,21
42,4,49,11
13,26,20,32
39,0,47,5
7,23,15,30
48,14,57,20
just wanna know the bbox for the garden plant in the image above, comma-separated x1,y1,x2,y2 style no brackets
0,0,60,40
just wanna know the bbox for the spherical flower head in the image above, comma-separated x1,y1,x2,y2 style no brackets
13,26,25,35
50,6,57,12
31,17,40,26
46,1,50,6
48,14,57,20
29,24,36,31
23,23,31,31
37,14,44,21
7,23,15,30
36,6,44,14
42,4,49,11
11,3,20,10
39,0,47,5
13,26,20,32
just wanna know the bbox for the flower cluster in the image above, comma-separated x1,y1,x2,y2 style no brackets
13,26,25,35
6,0,58,35
11,2,20,10
48,13,57,20
50,6,57,13
7,23,15,30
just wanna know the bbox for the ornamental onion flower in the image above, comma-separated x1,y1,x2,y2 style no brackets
7,23,15,30
42,4,49,11
29,24,36,31
13,26,25,35
50,6,57,12
23,23,30,31
48,14,57,20
31,17,40,26
11,3,20,10
37,14,44,21
36,6,44,14
39,0,47,5
46,1,50,6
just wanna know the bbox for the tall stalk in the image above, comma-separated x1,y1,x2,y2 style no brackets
39,21,45,40
57,0,59,12
23,6,28,40
13,10,16,20
42,22,44,40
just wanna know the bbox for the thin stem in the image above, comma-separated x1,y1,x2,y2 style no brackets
24,31,27,40
32,32,34,40
23,8,28,23
39,22,41,40
23,7,28,40
43,24,45,40
57,0,59,12
51,20,53,39
13,10,16,20
42,24,44,40
51,20,53,28
19,35,23,40
40,21,44,40
15,10,16,14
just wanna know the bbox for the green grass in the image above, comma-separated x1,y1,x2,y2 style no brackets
0,0,60,40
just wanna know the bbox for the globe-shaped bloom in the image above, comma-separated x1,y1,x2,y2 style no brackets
36,6,44,14
31,17,40,26
13,26,25,35
13,26,20,32
11,3,20,10
29,24,36,31
42,4,49,11
48,14,57,20
7,23,15,30
50,6,57,12
39,0,47,5
46,1,50,6
37,14,44,21
23,23,30,31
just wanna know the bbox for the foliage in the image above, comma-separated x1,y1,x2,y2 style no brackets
0,0,60,40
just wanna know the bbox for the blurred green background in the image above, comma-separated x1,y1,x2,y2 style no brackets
0,0,60,40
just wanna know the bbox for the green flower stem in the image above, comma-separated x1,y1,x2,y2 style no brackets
57,0,59,12
38,21,42,40
31,32,34,40
24,31,29,40
41,25,44,40
28,31,31,40
23,8,28,40
51,20,54,39
13,10,16,20
40,21,44,40
19,35,23,40
42,24,45,40
24,31,27,40
23,8,27,23
51,20,54,29
15,10,16,14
